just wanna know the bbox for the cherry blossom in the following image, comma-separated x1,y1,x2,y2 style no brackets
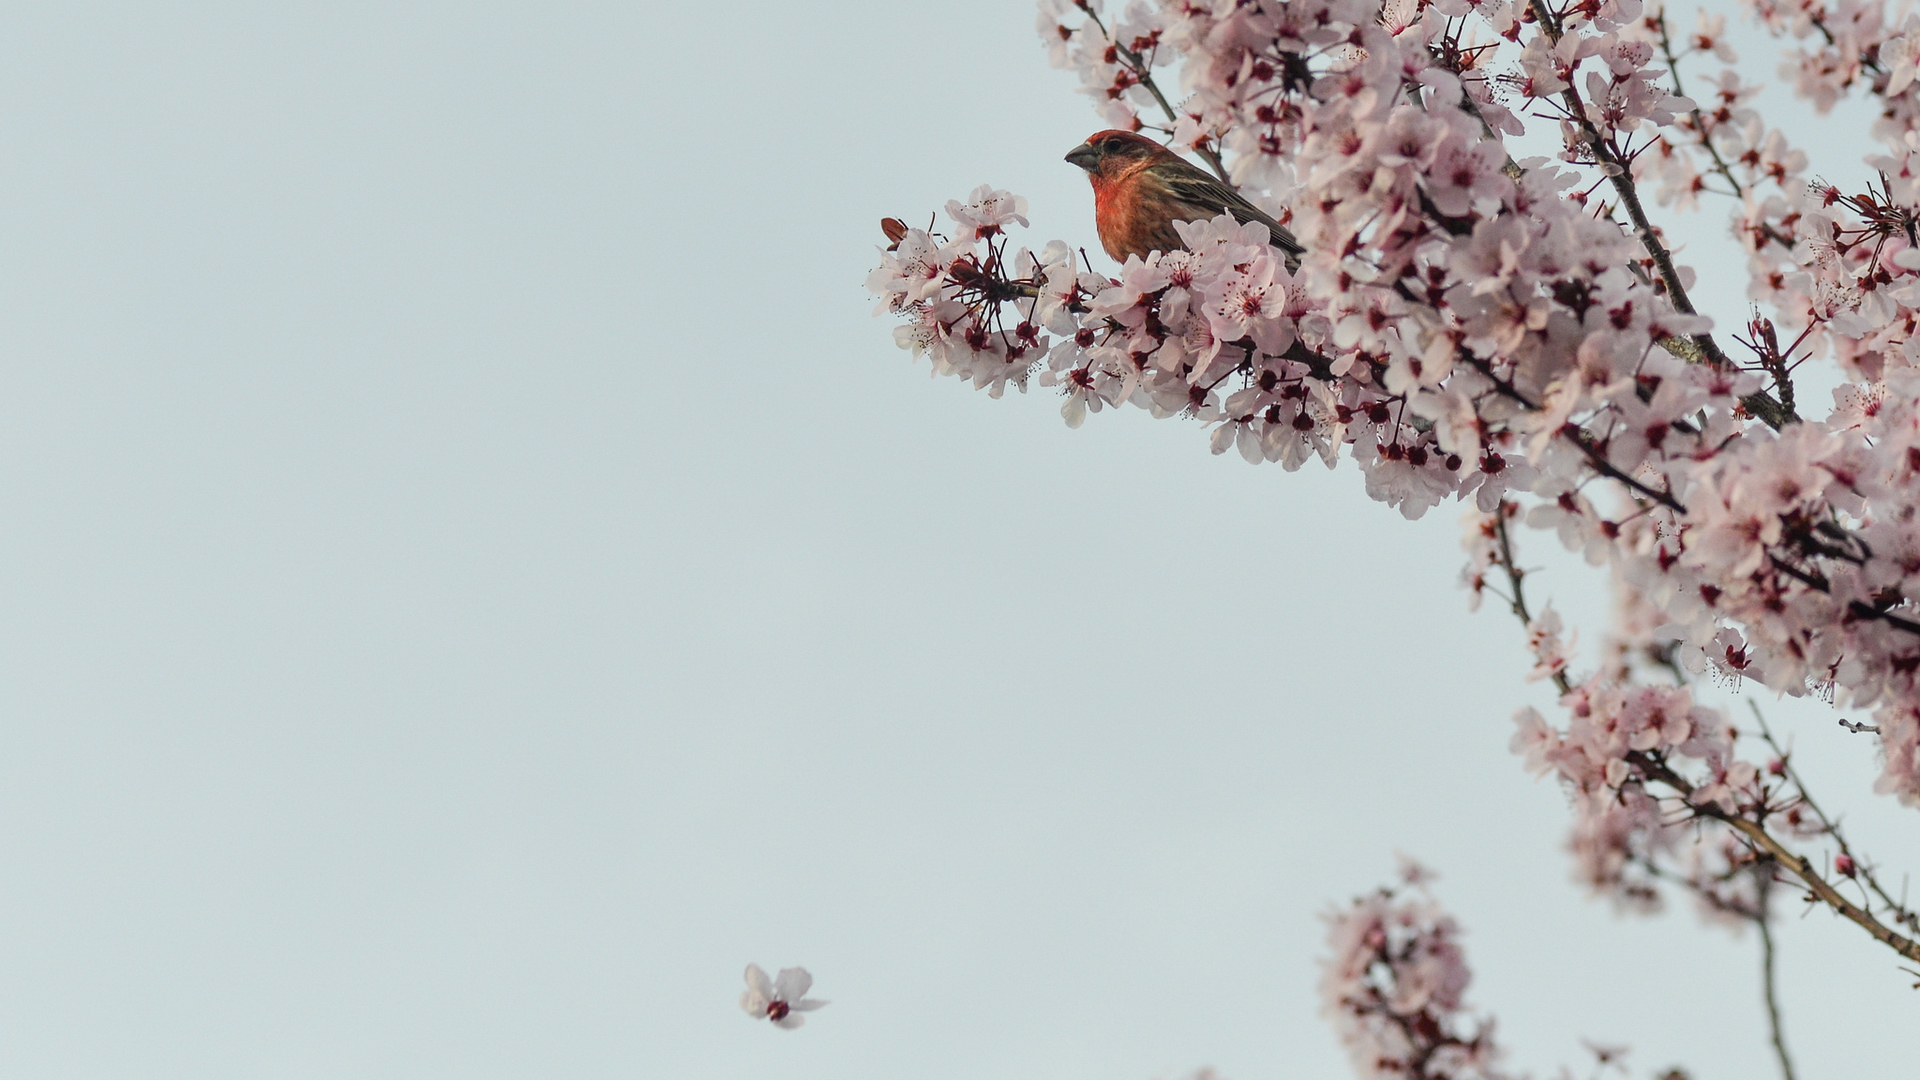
1321,869,1515,1080
870,0,1920,1068
740,963,828,1029
872,1,1920,814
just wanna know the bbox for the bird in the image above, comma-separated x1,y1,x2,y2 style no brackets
1064,129,1304,266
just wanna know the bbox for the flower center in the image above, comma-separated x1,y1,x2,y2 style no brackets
766,1001,790,1021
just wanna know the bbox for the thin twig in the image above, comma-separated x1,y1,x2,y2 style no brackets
1653,14,1748,201
1492,509,1574,696
1629,836,1798,1074
1630,751,1920,964
1078,7,1235,184
1749,702,1920,937
1754,869,1799,1080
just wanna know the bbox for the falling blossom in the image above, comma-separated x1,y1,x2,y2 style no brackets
740,964,828,1029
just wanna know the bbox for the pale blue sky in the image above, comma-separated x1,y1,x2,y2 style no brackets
0,4,1908,1078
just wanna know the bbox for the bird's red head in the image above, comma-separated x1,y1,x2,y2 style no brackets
1064,129,1170,179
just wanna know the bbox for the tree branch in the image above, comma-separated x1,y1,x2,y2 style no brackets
1754,870,1799,1080
1653,14,1749,201
1492,507,1574,696
1526,0,1796,429
1078,6,1235,184
1630,751,1920,964
1478,514,1920,965
1748,702,1920,938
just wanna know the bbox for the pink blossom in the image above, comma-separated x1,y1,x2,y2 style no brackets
864,0,1920,936
1320,877,1515,1080
944,185,1029,241
740,964,828,1029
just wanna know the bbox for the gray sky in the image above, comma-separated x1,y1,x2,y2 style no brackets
0,3,1910,1078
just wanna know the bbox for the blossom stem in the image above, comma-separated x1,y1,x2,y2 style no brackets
1747,702,1920,938
1631,752,1920,963
1652,14,1749,201
1078,7,1235,184
1525,0,1795,428
1755,870,1799,1080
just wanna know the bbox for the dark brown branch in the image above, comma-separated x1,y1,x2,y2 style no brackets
1849,600,1920,637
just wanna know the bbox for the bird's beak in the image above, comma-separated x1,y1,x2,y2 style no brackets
1064,143,1100,172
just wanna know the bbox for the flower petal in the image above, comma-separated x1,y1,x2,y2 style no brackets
744,963,773,997
772,966,812,1001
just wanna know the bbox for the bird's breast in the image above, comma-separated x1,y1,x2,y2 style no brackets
1091,167,1186,261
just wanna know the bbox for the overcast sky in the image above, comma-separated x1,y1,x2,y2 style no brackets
0,4,1910,1079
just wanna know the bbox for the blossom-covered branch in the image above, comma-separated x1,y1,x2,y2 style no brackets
876,0,1920,811
869,8,1920,1067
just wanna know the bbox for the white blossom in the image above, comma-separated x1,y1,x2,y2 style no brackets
740,964,828,1029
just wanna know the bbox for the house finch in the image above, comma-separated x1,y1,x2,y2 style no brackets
1064,129,1303,265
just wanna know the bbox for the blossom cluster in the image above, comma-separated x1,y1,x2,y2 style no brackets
871,0,1920,820
1320,868,1513,1080
1511,678,1763,910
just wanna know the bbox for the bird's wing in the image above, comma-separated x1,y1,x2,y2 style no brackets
1152,161,1306,256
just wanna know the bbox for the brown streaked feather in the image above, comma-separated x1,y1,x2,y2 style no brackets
1142,159,1305,257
